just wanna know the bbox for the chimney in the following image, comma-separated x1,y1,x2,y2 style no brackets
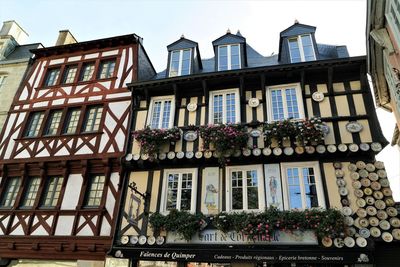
0,20,28,44
55,30,77,46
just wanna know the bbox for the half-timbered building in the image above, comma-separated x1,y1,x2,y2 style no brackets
111,22,400,267
0,32,155,266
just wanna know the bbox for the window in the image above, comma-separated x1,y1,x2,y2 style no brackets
147,96,175,129
169,49,191,77
386,0,400,45
79,62,95,82
41,176,64,208
161,169,197,213
44,110,63,135
226,165,265,211
25,111,45,137
218,44,240,71
266,83,305,121
288,34,316,63
62,65,78,84
82,106,103,132
85,175,106,207
0,75,7,89
98,59,116,79
281,162,325,210
44,68,60,86
209,89,240,124
0,177,21,208
20,177,41,208
63,108,81,134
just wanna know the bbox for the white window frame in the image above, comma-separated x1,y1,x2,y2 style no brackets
288,34,316,63
266,83,305,122
385,0,400,46
147,95,175,129
160,168,198,214
0,75,7,89
169,49,192,77
280,161,326,210
225,165,265,212
218,44,241,71
209,88,240,124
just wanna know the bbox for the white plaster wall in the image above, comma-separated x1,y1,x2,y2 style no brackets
61,174,83,209
54,215,74,235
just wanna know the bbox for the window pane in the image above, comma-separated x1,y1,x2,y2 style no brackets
169,51,180,77
166,173,179,210
181,50,191,75
25,112,45,137
288,39,301,63
64,109,81,134
161,101,171,129
301,35,315,61
225,93,236,123
303,167,318,208
285,88,300,119
271,89,284,120
0,177,21,207
63,66,77,84
287,168,302,209
230,45,240,70
41,176,64,207
213,94,223,124
45,110,63,135
99,60,116,79
80,63,95,81
83,106,103,132
231,171,243,210
45,68,60,86
218,46,228,71
85,175,105,207
21,177,41,207
150,101,162,129
246,170,259,209
180,173,192,211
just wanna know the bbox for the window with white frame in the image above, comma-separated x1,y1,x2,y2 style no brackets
218,44,240,71
147,96,175,129
209,89,240,124
386,0,400,45
266,83,304,121
288,34,316,63
161,169,197,213
0,75,7,89
169,49,191,77
281,162,325,210
226,165,265,211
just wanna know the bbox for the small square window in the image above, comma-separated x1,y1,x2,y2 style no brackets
44,110,63,136
0,177,21,208
41,176,64,208
62,65,78,84
169,49,191,77
25,111,45,137
82,106,103,132
79,62,95,82
20,177,41,208
98,60,116,79
44,68,61,86
209,89,240,124
218,44,240,71
63,108,81,134
288,34,316,63
84,175,106,207
147,96,175,129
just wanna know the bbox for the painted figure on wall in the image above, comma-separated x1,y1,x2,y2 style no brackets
205,183,218,214
269,175,278,204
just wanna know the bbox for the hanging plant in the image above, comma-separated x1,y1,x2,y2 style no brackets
198,124,249,164
132,127,181,160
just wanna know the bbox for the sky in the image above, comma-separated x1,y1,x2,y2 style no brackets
2,0,399,200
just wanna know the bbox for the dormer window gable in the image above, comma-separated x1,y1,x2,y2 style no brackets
288,34,316,63
166,36,201,78
213,30,246,71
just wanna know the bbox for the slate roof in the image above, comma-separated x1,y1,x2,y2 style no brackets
0,43,42,65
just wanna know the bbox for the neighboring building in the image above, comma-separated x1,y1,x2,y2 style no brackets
367,0,400,148
111,22,400,267
0,32,155,266
0,20,42,132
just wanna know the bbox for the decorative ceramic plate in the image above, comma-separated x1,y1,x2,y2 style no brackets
360,178,371,187
382,232,393,242
341,198,350,206
371,181,381,191
138,235,147,245
147,236,156,245
348,163,357,172
316,145,326,154
248,98,260,107
385,198,395,207
185,151,194,159
283,147,293,156
360,143,370,151
352,181,362,189
141,154,149,160
250,129,262,138
312,91,325,102
263,147,272,156
379,178,390,187
204,151,212,158
369,217,379,227
365,196,375,205
243,149,252,156
335,169,344,178
354,189,364,198
351,172,360,180
359,228,371,238
347,227,357,236
133,154,141,161
342,206,352,216
336,179,346,187
366,206,377,216
390,217,400,228
120,235,129,245
377,210,388,220
176,151,184,159
327,145,337,153
273,147,282,156
356,198,366,208
373,191,384,200
366,163,376,172
213,151,221,158
368,172,379,181
377,169,387,178
379,220,391,231
356,208,367,218
338,144,347,152
158,153,167,160
186,102,197,112
344,216,354,226
387,207,398,217
392,229,400,240
339,187,348,196
374,161,385,169
295,146,304,154
305,146,315,154
371,142,382,152
253,148,262,156
156,236,165,245
184,131,198,141
358,169,369,178
353,218,361,229
333,162,342,169
359,218,369,228
334,238,344,248
344,237,355,248
363,187,373,195
370,227,381,238
125,154,133,161
346,121,363,133
167,151,176,159
130,235,139,245
382,188,392,197
356,161,366,169
321,237,333,247
356,237,367,247
349,143,359,152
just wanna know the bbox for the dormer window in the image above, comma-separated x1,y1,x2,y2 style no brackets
288,34,315,63
169,49,191,77
218,44,240,71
